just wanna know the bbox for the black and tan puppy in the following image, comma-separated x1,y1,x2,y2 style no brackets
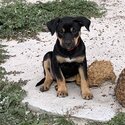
36,16,93,99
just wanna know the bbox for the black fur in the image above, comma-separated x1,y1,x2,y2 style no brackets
52,37,87,80
35,78,45,87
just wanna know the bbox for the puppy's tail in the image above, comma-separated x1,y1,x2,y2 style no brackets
35,78,45,87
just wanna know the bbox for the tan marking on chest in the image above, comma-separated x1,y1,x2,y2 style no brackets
56,55,85,63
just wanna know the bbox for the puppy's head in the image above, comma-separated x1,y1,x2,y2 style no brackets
47,16,91,50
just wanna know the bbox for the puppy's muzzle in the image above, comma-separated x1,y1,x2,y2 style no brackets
65,40,72,46
63,40,75,50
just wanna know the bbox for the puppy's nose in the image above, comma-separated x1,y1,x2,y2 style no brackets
66,43,71,46
65,40,71,46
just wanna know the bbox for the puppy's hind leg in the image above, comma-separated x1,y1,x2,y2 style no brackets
40,52,53,92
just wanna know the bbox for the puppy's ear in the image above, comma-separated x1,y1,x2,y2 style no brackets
74,16,91,31
47,18,60,35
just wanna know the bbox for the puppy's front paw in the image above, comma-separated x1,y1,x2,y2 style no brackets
82,91,93,100
57,85,68,97
40,85,49,92
57,90,68,97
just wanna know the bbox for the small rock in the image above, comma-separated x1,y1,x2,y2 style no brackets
115,68,125,107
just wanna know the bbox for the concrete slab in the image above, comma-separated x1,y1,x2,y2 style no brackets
22,81,120,121
1,0,125,123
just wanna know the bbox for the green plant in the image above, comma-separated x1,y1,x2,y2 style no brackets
0,0,104,39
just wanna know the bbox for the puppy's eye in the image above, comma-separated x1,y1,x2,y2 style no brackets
59,28,65,34
71,28,77,33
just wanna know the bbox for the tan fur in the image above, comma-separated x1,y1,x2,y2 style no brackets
78,67,93,99
57,80,68,97
57,37,63,46
88,60,116,87
75,74,81,85
115,68,125,107
56,55,85,63
74,33,80,45
66,76,76,82
40,59,53,92
62,28,65,32
56,56,65,63
56,69,68,97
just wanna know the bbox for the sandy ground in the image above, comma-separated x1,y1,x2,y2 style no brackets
1,0,125,124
